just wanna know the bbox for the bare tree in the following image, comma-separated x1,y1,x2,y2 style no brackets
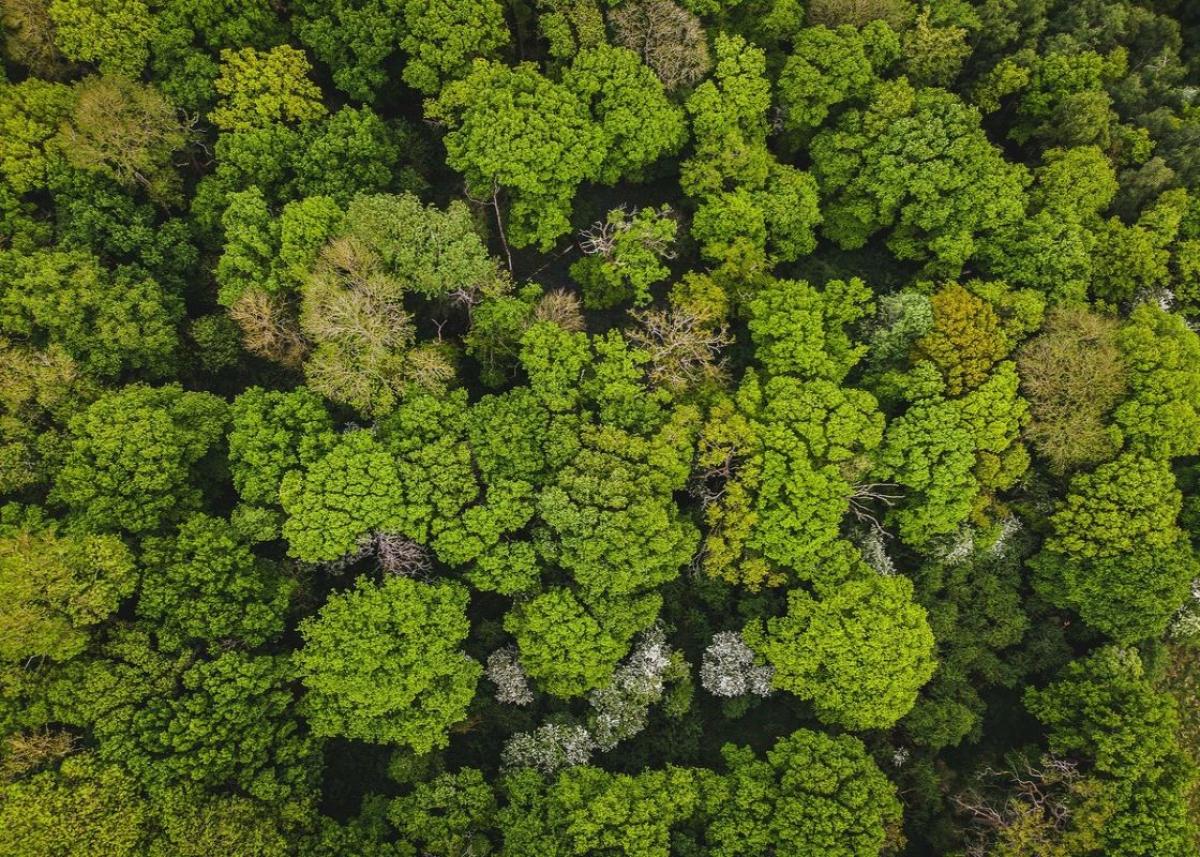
609,0,711,91
532,289,586,332
229,289,309,369
372,533,433,577
951,755,1082,857
848,482,902,537
627,307,731,394
1,730,76,781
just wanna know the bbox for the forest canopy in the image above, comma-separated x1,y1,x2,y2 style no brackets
3,0,1200,855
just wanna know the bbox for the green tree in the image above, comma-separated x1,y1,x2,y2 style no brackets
228,386,337,508
279,428,407,562
570,206,678,309
388,768,497,856
209,46,327,132
399,0,509,94
681,35,822,276
137,513,293,651
338,193,499,300
901,7,970,87
498,765,700,857
911,282,1010,396
0,509,136,662
0,752,148,857
563,45,686,185
811,78,1029,274
48,0,154,76
50,384,227,534
1023,647,1198,856
294,576,481,750
776,22,896,132
504,588,628,699
0,78,75,194
698,373,884,590
50,632,318,800
427,60,602,250
746,277,873,382
0,249,182,379
703,729,903,856
1114,302,1200,460
0,339,98,495
1033,453,1196,642
747,574,936,729
873,397,978,546
291,0,406,101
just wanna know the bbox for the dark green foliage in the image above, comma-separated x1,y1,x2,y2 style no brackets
4,1,1200,853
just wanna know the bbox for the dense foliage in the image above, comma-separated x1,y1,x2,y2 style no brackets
3,1,1200,854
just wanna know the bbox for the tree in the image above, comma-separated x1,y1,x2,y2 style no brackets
1033,453,1195,642
0,752,148,857
912,283,1010,396
288,107,410,202
504,588,628,699
48,0,154,76
228,386,337,508
699,373,884,590
804,0,914,28
297,237,424,417
0,339,98,496
680,33,771,200
1092,199,1186,306
388,768,496,856
1017,306,1126,473
498,765,700,857
681,35,821,275
776,23,896,132
294,576,480,751
209,46,326,132
811,78,1029,274
56,75,192,204
279,428,408,563
703,729,903,857
50,632,319,800
1022,647,1198,856
337,193,499,300
873,397,977,546
1,0,72,78
0,248,182,379
608,0,710,92
571,206,677,309
746,277,873,382
398,0,509,94
137,513,293,651
48,167,198,294
563,45,687,185
0,509,135,662
905,529,1030,750
291,0,406,101
427,60,602,250
901,7,970,87
50,384,227,534
746,574,936,729
0,78,75,194
1114,302,1200,460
